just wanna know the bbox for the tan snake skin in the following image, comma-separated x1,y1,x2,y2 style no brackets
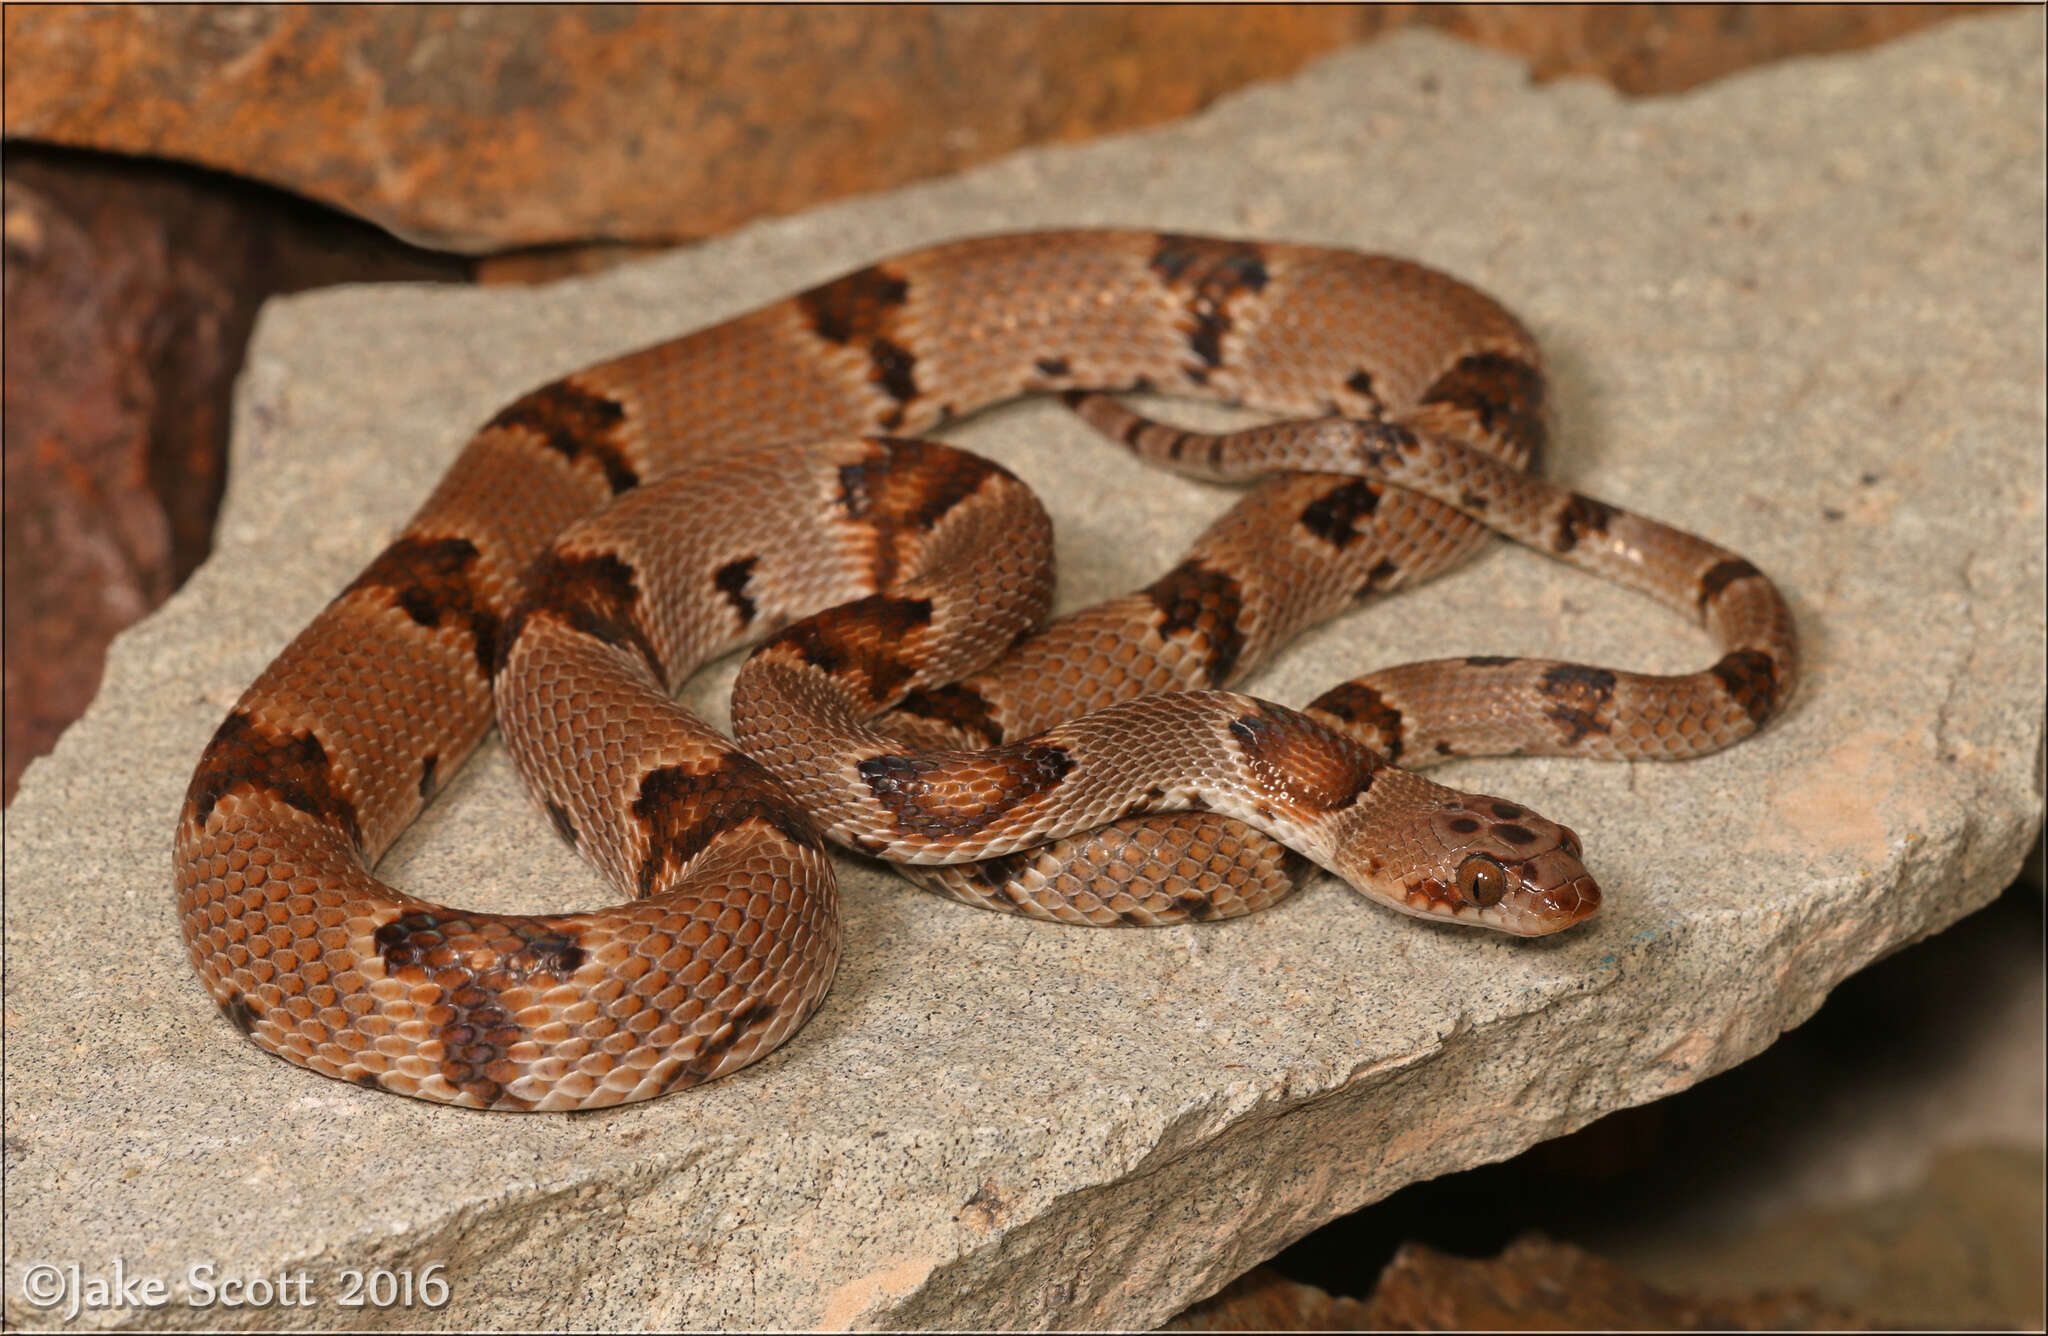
175,231,1797,1110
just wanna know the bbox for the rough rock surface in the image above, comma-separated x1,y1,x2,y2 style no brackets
0,147,468,803
4,12,2042,1331
0,6,1992,801
0,5,1992,252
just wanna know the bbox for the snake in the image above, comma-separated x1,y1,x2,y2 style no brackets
175,230,1797,1111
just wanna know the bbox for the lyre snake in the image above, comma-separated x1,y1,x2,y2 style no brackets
175,230,1797,1110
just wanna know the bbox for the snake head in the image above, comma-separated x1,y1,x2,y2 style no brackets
1411,794,1600,935
1326,780,1600,935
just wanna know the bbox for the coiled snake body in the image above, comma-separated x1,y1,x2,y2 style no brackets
176,231,1796,1110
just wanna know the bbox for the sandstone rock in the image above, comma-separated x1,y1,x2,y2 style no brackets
0,6,1995,797
1439,1,2003,95
3,12,2041,1330
0,5,1991,253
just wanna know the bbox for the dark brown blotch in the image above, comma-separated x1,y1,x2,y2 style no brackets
1492,823,1538,846
714,557,760,627
1696,558,1764,611
1227,706,1379,814
668,997,778,1087
1344,368,1380,408
419,753,439,799
1419,352,1548,469
798,266,924,422
487,378,639,494
1553,494,1618,554
1297,478,1382,550
186,710,362,850
892,683,1005,747
219,992,260,1036
344,535,502,677
857,743,1076,839
502,549,661,682
1539,664,1617,744
1144,559,1246,687
510,932,586,976
869,337,920,424
632,753,823,895
1465,654,1519,667
1150,234,1271,380
1034,356,1071,378
762,595,934,704
1355,557,1400,599
837,437,1001,545
1307,680,1406,764
1709,649,1779,725
372,908,591,1108
544,799,578,848
801,264,910,344
961,848,1037,896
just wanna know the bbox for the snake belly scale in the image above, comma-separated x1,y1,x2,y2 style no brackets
174,230,1796,1110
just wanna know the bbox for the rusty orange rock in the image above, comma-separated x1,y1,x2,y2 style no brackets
7,5,1990,256
1,5,1377,252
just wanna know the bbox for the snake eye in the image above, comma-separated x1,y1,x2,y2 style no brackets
1558,826,1583,859
1457,854,1508,907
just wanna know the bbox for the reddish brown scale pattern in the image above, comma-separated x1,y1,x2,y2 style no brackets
890,683,1006,748
176,230,1792,1107
371,909,589,1108
1709,649,1780,725
1306,681,1407,764
631,753,824,895
713,557,760,626
1697,557,1764,610
499,549,661,682
342,535,503,677
1297,478,1384,549
797,265,921,428
900,807,1312,926
762,596,936,708
1552,493,1618,553
1226,706,1381,815
1148,233,1272,385
1539,664,1620,746
185,710,362,852
1144,559,1248,688
1417,352,1549,471
837,437,1009,587
486,378,640,495
857,743,1077,839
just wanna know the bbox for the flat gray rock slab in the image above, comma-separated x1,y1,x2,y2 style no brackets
5,11,2042,1330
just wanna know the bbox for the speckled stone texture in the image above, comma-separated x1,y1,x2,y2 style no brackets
4,11,2042,1330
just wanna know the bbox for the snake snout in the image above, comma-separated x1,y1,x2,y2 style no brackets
1531,865,1602,931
